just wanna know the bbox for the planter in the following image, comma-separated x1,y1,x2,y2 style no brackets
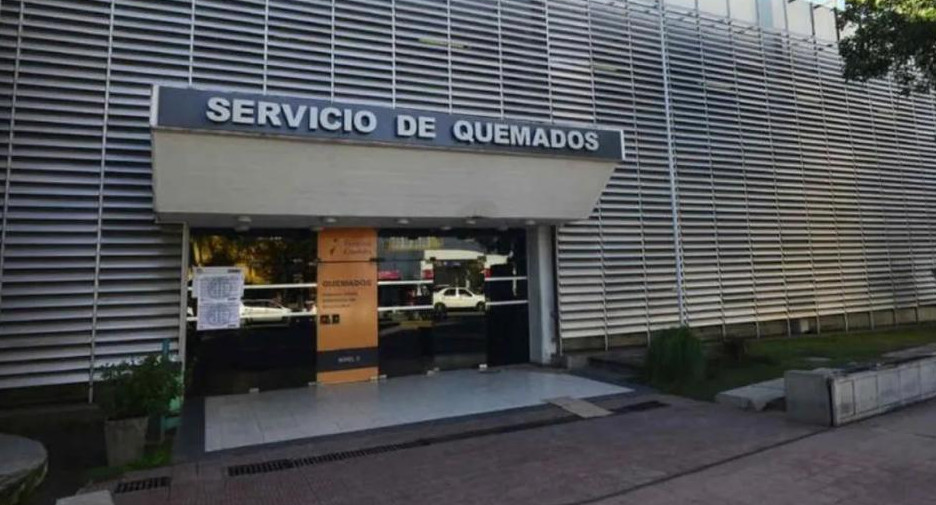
104,417,148,467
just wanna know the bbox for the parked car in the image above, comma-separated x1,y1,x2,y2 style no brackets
432,287,486,312
304,300,318,316
240,299,291,324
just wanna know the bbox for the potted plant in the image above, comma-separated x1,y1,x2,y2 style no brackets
97,355,181,467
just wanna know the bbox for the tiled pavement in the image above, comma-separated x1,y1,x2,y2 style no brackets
92,393,936,505
598,399,936,505
96,393,829,505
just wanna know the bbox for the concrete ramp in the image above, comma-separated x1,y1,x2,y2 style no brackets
546,396,612,418
716,378,786,412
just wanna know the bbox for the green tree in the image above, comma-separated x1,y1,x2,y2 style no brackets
838,0,936,93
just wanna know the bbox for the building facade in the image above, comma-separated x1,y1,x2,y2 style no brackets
1,0,935,396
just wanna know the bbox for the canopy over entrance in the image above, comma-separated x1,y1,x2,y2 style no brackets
149,86,622,228
152,131,616,227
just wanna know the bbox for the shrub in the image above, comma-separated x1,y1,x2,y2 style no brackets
720,338,749,366
644,326,706,390
98,355,181,420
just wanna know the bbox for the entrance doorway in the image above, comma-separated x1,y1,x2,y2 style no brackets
185,228,529,397
377,230,529,377
186,230,318,396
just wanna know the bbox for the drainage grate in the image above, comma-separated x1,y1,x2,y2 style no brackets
293,440,430,468
610,400,668,414
228,442,431,477
113,476,171,494
225,400,668,478
228,458,296,477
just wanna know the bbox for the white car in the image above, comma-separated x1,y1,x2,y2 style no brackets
432,287,486,312
240,300,291,324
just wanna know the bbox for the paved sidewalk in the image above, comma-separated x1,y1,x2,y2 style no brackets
93,395,936,505
599,399,936,505
98,394,816,505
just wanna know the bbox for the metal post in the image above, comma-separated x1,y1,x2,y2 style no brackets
188,0,195,85
657,0,687,326
0,0,24,322
262,0,269,93
89,0,118,404
177,224,191,371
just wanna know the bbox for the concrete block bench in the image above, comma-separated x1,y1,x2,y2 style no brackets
0,434,47,505
786,356,936,426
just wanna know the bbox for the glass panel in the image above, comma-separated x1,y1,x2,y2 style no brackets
813,6,837,41
786,0,814,36
186,227,530,392
377,229,528,377
666,0,697,10
757,0,786,30
729,0,757,23
698,0,728,17
187,230,317,396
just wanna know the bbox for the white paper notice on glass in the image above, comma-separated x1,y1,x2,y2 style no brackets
196,300,242,331
194,267,244,330
194,267,244,302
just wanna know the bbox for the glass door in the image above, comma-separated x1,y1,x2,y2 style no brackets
377,229,529,377
186,230,318,396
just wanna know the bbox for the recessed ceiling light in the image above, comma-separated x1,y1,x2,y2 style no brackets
323,217,338,224
236,215,252,224
440,225,453,231
525,219,537,226
465,218,477,226
397,218,410,225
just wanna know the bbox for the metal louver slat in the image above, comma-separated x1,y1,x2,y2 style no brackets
0,0,185,392
556,0,936,345
1,0,107,390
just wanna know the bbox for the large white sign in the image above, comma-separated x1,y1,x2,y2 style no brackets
155,86,625,161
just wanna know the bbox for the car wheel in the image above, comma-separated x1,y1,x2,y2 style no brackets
476,301,485,312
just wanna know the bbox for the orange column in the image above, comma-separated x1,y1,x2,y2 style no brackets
316,228,379,384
